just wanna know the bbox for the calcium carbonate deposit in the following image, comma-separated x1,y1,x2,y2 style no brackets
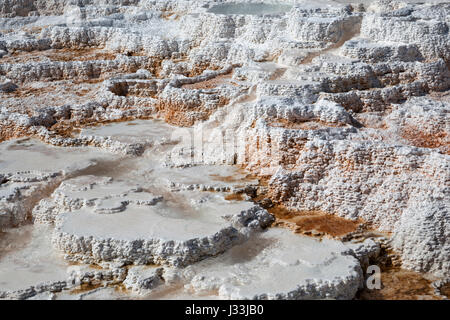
0,0,449,300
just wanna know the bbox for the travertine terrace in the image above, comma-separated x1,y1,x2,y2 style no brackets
0,0,449,300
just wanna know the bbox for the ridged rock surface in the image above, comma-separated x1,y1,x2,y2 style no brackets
0,0,449,299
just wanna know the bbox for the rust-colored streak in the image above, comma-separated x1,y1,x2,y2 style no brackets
156,96,230,127
268,204,361,238
224,193,244,201
269,118,346,130
357,267,440,300
440,283,450,297
69,283,104,295
2,48,117,64
181,73,232,90
400,126,449,154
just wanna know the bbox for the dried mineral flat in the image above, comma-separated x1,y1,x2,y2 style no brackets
51,183,264,266
0,138,112,175
180,227,362,300
56,195,251,242
0,0,449,300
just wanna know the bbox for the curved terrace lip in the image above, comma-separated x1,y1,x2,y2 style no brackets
0,0,448,301
206,2,293,16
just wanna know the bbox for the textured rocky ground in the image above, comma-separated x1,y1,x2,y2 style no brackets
0,0,449,300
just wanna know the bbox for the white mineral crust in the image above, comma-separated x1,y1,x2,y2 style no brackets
0,0,449,299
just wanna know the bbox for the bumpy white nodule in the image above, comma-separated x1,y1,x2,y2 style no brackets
0,0,449,299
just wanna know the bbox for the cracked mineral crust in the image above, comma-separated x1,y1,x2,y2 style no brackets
0,0,449,300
